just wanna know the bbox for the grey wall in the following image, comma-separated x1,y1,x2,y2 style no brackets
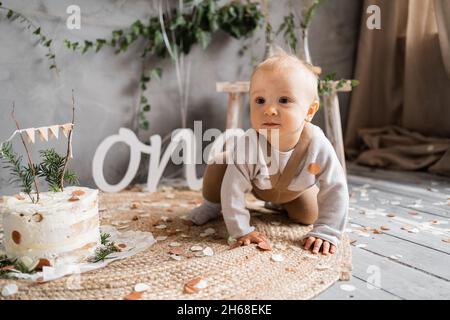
0,0,361,195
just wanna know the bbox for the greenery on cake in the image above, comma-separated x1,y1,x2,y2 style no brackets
0,97,76,202
0,144,79,199
37,149,78,192
90,232,120,263
0,254,38,278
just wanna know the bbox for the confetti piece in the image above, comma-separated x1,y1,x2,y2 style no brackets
1,284,18,296
355,244,367,248
155,224,167,229
124,291,143,300
12,231,21,244
340,284,355,292
271,254,284,262
169,242,181,247
169,254,182,261
204,228,216,235
184,277,208,294
190,245,203,252
308,163,321,175
134,283,150,292
68,195,80,202
202,247,214,256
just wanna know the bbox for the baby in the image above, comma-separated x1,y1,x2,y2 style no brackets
186,52,349,255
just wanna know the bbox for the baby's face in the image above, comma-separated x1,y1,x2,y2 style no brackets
250,65,318,144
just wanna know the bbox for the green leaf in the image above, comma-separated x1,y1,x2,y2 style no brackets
143,104,150,112
44,39,52,47
150,67,162,82
82,40,93,54
195,29,211,49
33,27,41,35
6,9,13,19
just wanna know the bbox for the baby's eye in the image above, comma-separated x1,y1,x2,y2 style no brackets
279,97,290,104
255,97,265,105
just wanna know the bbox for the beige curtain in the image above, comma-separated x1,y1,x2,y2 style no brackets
345,0,450,176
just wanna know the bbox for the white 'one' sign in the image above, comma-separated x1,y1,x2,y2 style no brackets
92,127,244,193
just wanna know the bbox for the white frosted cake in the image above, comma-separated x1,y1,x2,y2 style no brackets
1,186,100,265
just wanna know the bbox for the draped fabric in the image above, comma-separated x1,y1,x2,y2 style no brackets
345,0,450,176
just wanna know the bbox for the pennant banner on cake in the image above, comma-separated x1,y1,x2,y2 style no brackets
48,125,60,139
24,128,35,144
61,124,73,138
37,127,49,142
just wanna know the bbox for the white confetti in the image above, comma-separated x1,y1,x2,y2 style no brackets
340,284,356,292
202,247,214,256
190,245,203,252
270,221,281,226
134,283,150,292
169,242,181,247
204,228,216,235
193,279,208,289
227,237,237,245
169,254,182,261
355,244,367,248
271,254,284,262
155,224,167,229
1,283,18,297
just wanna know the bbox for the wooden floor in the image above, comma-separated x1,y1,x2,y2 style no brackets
315,163,450,300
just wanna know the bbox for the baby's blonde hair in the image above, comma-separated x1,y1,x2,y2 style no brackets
251,47,321,100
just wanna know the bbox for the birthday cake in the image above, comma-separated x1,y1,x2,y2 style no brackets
1,186,100,265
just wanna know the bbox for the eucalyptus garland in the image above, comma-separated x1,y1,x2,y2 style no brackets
0,2,59,73
64,0,263,131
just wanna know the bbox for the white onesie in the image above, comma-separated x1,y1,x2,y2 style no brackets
220,124,349,247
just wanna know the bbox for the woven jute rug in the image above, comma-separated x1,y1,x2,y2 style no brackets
0,186,352,300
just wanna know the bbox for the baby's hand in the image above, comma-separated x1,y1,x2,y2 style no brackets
302,236,336,255
230,231,271,249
